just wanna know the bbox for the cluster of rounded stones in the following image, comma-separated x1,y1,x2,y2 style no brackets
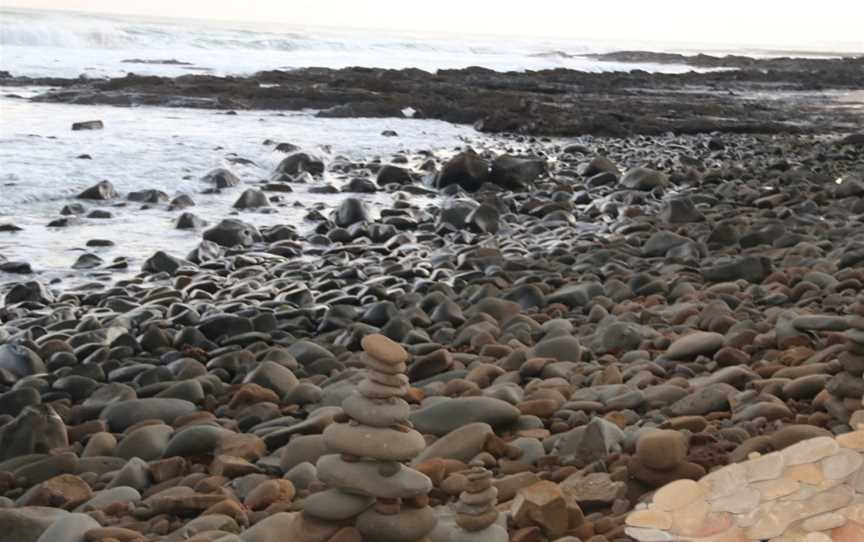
303,334,436,542
451,462,508,542
826,313,864,424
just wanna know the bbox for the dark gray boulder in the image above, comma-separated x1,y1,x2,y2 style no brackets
77,180,117,200
434,151,489,192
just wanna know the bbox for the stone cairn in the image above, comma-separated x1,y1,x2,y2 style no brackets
305,334,436,542
451,462,508,542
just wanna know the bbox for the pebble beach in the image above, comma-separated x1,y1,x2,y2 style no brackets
3,7,864,542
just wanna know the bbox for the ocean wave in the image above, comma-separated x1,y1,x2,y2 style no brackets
0,9,544,58
0,10,474,55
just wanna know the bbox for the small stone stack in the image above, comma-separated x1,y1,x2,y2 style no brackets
826,313,864,424
307,334,436,542
451,463,508,542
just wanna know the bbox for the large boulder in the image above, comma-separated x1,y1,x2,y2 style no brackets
233,188,271,209
175,212,206,229
438,199,479,229
4,281,55,305
142,251,190,275
488,155,546,190
376,165,412,186
579,156,620,177
620,167,668,191
0,405,68,461
71,120,103,130
334,198,370,227
127,189,169,203
76,180,117,200
203,219,261,247
0,344,45,378
275,153,325,176
435,151,489,192
202,168,241,188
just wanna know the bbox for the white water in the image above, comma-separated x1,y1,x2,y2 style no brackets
0,91,483,285
3,7,840,78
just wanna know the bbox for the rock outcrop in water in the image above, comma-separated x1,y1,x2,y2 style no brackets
4,53,863,138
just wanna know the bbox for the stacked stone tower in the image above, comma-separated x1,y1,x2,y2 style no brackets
451,462,508,542
306,334,436,541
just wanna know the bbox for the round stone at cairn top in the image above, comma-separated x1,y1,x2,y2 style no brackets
362,334,409,366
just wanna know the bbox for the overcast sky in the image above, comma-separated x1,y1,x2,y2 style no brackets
3,0,863,49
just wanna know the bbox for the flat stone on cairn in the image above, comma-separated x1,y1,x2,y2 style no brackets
451,463,508,542
306,334,436,541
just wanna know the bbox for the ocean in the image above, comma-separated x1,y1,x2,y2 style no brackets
0,7,858,285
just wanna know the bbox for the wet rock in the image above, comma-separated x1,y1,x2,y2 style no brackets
435,151,489,192
4,281,54,304
377,165,412,186
488,155,545,190
203,219,261,247
76,180,117,200
343,177,377,193
142,251,189,274
0,344,45,378
175,212,207,229
233,188,271,209
0,222,23,232
620,167,668,190
275,153,325,176
334,198,370,227
202,168,241,188
71,120,103,130
128,189,169,203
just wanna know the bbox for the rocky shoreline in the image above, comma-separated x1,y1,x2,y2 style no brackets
2,51,864,137
2,53,864,542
